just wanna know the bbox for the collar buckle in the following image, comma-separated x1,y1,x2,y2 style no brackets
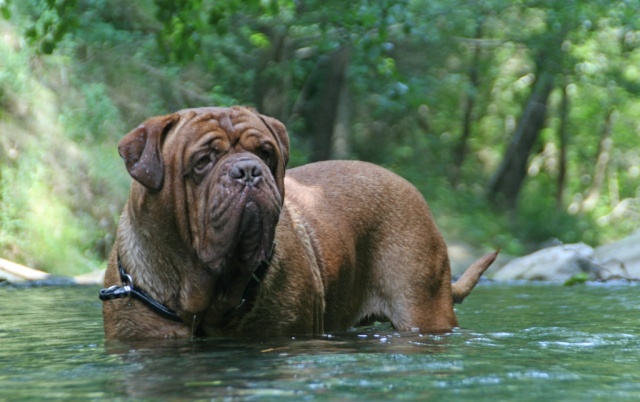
98,256,184,323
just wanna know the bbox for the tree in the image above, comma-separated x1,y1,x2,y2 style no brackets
487,3,570,209
488,69,556,208
555,83,569,209
451,17,485,185
3,0,640,273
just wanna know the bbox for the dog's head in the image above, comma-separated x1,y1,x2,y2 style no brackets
118,106,289,273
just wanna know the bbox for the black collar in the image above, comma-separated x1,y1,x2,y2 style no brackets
99,256,183,322
99,250,273,324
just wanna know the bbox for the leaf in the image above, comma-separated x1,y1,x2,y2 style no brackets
249,32,271,48
564,272,591,286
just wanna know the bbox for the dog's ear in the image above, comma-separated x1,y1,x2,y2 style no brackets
118,114,177,191
257,114,290,168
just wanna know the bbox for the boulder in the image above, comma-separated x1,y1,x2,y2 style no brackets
490,243,602,282
73,269,105,285
593,230,640,279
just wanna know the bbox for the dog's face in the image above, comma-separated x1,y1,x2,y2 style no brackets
118,106,289,274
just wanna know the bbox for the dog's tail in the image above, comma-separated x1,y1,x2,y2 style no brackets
451,250,499,304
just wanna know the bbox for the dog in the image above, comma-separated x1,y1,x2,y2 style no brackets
100,106,497,339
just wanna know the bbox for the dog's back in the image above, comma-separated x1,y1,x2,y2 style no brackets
284,160,458,332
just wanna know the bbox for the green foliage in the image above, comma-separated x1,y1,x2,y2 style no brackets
0,0,639,276
564,272,590,286
0,2,130,275
0,0,10,20
61,83,125,143
3,163,99,276
0,121,109,276
20,0,79,54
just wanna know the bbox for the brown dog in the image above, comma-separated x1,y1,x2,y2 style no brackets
100,106,496,339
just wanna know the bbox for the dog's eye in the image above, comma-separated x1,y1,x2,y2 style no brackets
258,145,274,167
193,152,214,175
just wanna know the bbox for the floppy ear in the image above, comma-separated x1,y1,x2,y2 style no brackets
257,114,290,168
118,114,177,191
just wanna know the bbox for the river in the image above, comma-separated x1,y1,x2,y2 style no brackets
1,282,639,400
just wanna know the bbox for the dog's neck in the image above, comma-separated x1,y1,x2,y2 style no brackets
116,201,270,328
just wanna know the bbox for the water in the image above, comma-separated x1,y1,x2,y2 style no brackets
1,282,639,401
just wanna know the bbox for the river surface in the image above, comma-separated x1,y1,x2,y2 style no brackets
1,282,639,401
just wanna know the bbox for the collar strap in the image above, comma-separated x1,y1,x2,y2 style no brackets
99,245,275,325
99,256,183,323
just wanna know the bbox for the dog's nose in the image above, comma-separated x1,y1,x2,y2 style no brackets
230,159,263,186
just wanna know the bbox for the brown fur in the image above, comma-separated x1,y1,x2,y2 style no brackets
102,106,496,339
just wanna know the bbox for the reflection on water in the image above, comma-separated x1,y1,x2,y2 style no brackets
1,282,640,400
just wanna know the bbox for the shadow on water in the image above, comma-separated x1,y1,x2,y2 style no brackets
103,324,460,399
1,282,640,400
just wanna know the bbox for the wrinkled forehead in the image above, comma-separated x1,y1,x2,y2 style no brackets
175,107,261,135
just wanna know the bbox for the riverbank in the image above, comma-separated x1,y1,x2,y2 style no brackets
452,230,639,283
3,230,638,286
0,258,104,285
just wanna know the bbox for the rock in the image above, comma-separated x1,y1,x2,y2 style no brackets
485,231,640,282
73,269,105,285
491,243,603,282
593,230,640,279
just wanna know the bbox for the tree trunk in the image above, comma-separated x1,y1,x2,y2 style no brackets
582,109,615,211
254,27,290,121
488,70,555,209
331,80,352,159
451,20,483,185
299,47,351,162
556,84,569,210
